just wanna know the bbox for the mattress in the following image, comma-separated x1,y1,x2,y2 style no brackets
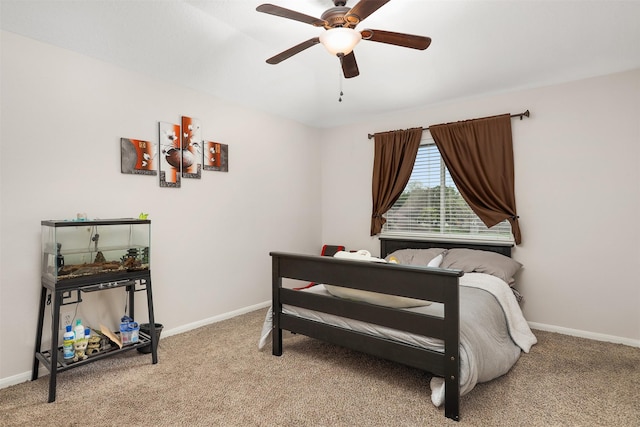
259,272,537,406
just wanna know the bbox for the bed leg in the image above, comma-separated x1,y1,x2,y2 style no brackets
272,327,282,356
272,255,283,356
444,374,460,421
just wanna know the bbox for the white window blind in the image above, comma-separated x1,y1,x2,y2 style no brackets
382,139,513,242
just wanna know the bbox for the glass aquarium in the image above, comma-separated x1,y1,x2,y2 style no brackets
41,219,151,285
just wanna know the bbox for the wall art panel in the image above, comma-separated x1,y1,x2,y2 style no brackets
204,141,229,172
181,116,202,179
158,122,182,188
120,138,157,175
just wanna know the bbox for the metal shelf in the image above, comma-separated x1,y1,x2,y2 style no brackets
36,331,152,373
32,272,158,402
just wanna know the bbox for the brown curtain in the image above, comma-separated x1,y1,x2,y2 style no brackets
370,128,422,235
428,114,522,244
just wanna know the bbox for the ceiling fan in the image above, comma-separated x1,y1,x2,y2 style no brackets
256,0,431,78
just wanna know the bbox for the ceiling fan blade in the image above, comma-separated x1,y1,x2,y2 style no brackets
361,29,431,50
256,4,327,27
344,0,390,26
339,51,360,79
266,37,321,64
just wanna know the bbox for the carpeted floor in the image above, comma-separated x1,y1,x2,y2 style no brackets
1,308,638,426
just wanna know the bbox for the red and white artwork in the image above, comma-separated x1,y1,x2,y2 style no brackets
158,122,181,188
125,116,228,188
203,141,228,172
120,138,156,175
181,116,202,179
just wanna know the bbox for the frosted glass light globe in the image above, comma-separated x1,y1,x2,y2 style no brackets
319,28,362,56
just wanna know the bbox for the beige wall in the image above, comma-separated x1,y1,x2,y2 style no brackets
0,31,322,382
320,68,640,344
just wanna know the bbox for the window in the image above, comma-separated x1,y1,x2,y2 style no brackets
382,138,513,242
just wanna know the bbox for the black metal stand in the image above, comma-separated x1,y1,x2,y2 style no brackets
32,271,157,402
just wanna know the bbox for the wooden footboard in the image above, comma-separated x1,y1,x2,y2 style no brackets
270,251,464,421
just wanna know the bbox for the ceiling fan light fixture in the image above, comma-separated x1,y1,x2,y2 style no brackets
319,27,362,56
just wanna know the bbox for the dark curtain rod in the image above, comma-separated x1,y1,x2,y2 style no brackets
366,110,530,140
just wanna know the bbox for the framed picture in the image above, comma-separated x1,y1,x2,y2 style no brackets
120,138,157,175
181,116,202,179
158,122,181,188
203,141,228,172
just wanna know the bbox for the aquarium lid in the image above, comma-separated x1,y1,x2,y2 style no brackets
41,218,151,227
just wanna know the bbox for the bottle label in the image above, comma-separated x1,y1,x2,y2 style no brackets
63,343,74,359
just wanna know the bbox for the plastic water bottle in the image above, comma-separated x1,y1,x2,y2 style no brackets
129,322,139,344
63,325,75,360
120,316,132,345
74,319,85,341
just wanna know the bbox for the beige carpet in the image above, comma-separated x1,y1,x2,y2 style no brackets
1,308,639,426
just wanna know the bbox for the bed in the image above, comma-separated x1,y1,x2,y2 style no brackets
260,237,537,421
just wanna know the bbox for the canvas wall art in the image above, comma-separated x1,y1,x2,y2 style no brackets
181,116,202,179
158,122,182,188
120,138,157,175
204,141,229,172
122,116,228,187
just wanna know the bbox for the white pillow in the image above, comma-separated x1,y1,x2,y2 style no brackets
324,250,431,308
333,250,386,262
427,253,443,268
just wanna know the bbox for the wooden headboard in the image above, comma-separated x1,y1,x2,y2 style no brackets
380,237,513,258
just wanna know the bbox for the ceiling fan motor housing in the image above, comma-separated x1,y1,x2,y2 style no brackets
321,6,358,28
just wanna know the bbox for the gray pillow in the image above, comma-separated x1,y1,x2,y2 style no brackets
440,248,522,283
384,248,446,266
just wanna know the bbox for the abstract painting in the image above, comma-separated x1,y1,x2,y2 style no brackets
120,138,157,175
181,116,202,179
158,122,181,188
203,141,229,172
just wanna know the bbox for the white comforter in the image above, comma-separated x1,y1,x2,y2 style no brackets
259,272,537,406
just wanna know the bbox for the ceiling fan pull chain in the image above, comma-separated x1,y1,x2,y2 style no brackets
338,69,344,102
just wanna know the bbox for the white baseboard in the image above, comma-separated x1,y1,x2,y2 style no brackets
161,300,270,338
0,301,271,391
0,372,32,390
528,321,640,348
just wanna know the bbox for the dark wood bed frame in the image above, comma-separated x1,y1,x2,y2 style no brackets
270,237,513,421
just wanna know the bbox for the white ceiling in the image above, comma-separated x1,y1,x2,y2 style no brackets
2,0,640,128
